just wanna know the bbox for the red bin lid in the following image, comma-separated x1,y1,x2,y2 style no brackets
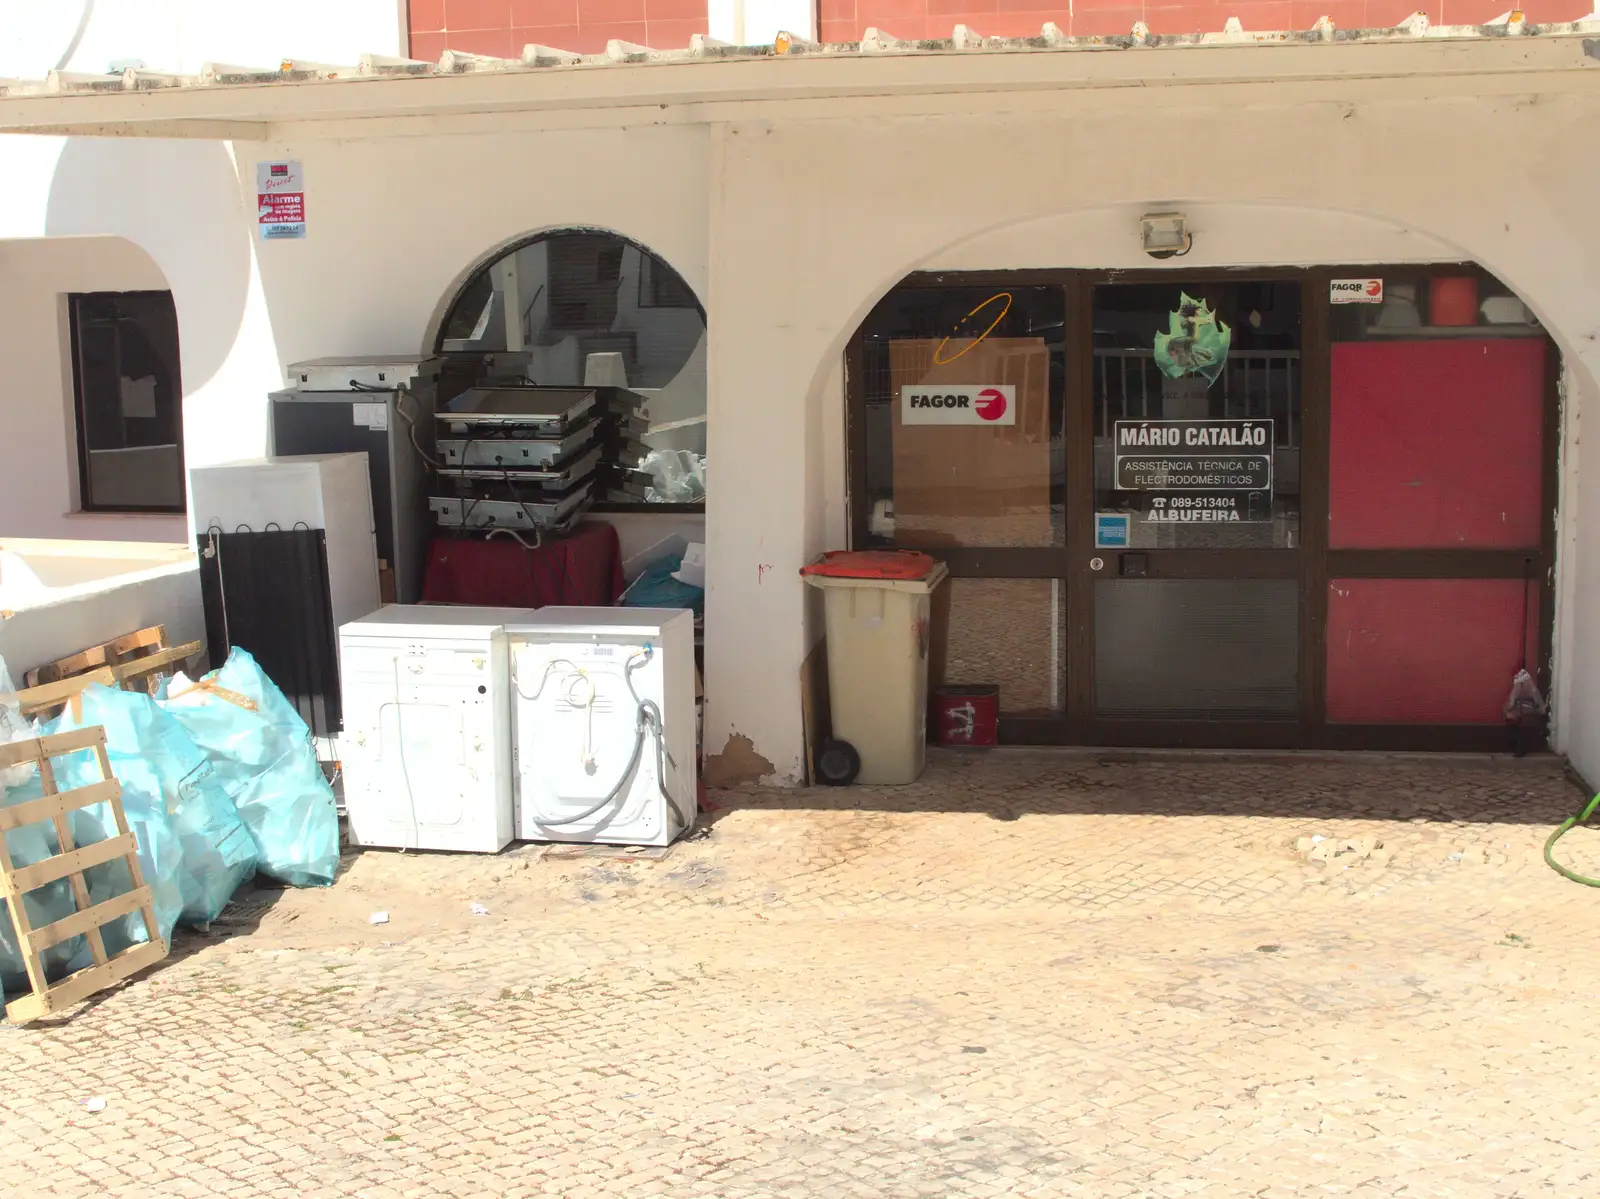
800,550,939,580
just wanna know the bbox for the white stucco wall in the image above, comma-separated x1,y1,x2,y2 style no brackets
0,236,184,542
4,46,1600,784
0,540,202,676
0,135,283,533
241,126,709,369
0,0,406,539
701,95,1600,783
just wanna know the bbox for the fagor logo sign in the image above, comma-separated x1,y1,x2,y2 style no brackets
974,388,1008,421
901,384,1017,426
1330,278,1384,305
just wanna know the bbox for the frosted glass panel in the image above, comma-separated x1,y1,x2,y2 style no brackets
1095,580,1297,720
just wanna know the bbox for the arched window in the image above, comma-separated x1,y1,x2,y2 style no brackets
437,229,706,507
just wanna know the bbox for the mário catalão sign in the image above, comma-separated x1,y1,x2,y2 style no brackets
1113,419,1275,523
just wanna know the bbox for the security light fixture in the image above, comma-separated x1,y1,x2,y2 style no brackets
1141,212,1192,260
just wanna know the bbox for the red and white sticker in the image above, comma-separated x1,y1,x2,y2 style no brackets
901,384,1016,426
1330,278,1384,305
256,160,306,240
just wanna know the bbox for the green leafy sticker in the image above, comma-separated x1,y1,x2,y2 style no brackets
1154,293,1231,386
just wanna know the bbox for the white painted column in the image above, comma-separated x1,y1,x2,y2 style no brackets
701,123,819,785
1555,366,1600,785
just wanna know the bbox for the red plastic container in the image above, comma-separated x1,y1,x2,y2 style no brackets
1429,276,1480,327
801,550,938,581
934,685,999,747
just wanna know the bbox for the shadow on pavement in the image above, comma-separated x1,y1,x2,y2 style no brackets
707,749,1589,827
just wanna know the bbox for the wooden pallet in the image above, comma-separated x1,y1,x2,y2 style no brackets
24,625,169,689
0,728,168,1024
16,641,203,720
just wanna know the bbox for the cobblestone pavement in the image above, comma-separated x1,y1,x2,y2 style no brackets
7,751,1600,1199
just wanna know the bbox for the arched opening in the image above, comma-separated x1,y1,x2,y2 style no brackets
846,260,1555,754
436,228,707,507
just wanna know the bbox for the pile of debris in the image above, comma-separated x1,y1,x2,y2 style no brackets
1,640,339,1022
1295,833,1391,868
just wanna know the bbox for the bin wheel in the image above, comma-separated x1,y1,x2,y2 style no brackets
815,739,861,787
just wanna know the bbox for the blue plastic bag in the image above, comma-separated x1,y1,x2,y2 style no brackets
620,554,704,617
47,686,256,926
162,650,339,888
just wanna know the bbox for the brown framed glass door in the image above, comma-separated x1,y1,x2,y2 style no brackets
848,276,1071,739
1065,274,1309,747
846,263,1557,753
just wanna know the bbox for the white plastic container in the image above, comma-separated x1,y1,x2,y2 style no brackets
803,554,949,785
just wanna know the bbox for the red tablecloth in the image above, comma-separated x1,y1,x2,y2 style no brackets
421,522,625,609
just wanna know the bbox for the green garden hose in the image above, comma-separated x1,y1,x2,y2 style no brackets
1545,793,1600,887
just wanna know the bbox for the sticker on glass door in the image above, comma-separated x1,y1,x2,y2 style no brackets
1095,512,1131,548
900,384,1016,426
1114,419,1274,524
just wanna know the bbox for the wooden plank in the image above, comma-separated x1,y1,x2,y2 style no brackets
38,753,109,968
0,722,168,1024
39,726,109,756
26,626,167,688
112,641,201,683
0,779,121,833
11,926,51,1010
0,727,107,770
107,626,166,660
16,668,116,717
24,887,150,954
14,643,197,715
7,833,135,894
1,849,52,1005
45,642,116,680
4,937,167,1024
39,727,109,756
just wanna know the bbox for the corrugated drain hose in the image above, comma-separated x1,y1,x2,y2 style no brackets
522,649,689,833
1544,793,1600,887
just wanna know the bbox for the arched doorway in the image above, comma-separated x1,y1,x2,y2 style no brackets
849,263,1556,752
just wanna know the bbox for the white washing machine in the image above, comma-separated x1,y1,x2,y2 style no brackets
508,608,697,847
339,604,533,853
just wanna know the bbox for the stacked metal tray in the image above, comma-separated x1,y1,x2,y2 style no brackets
432,387,599,534
588,387,653,503
429,384,650,534
428,485,594,533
